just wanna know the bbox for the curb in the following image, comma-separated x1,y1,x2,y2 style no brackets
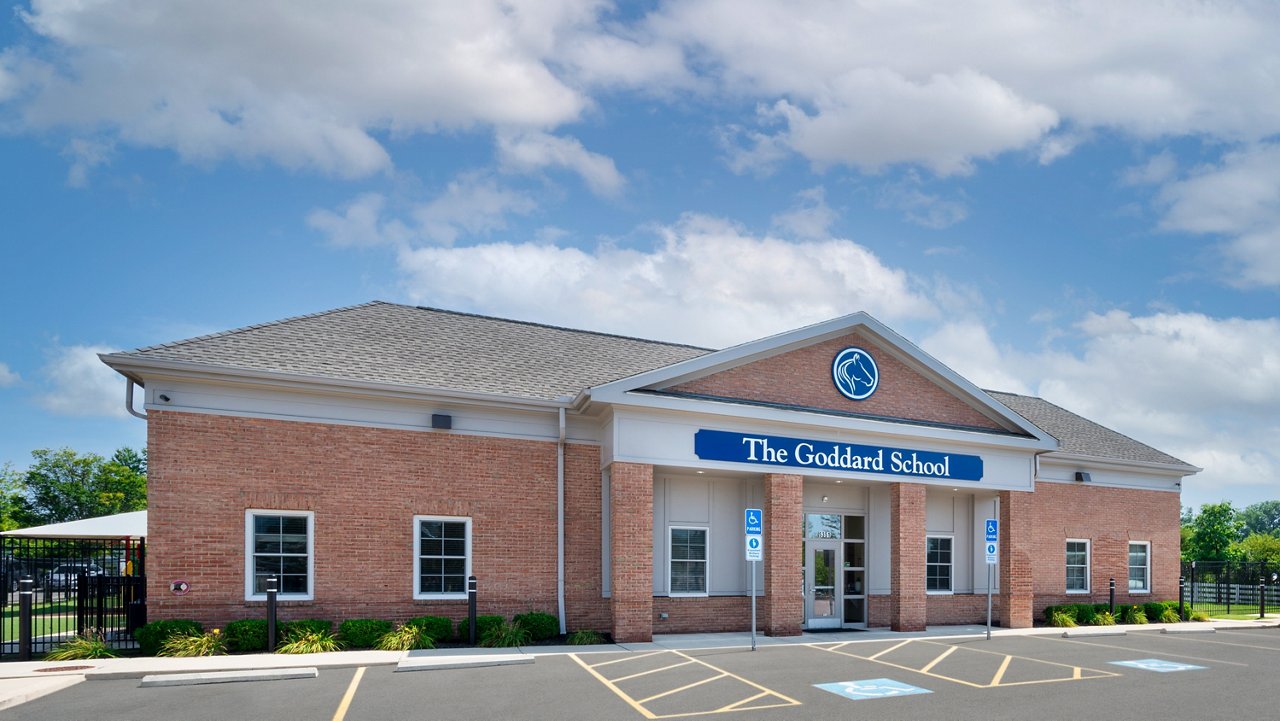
1061,628,1127,638
139,668,319,687
396,654,533,672
0,676,84,711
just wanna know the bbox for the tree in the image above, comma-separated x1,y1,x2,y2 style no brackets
12,447,147,527
0,464,23,531
1237,500,1280,539
1231,533,1280,565
1183,502,1242,563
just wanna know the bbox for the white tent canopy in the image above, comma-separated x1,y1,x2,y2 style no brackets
1,510,146,539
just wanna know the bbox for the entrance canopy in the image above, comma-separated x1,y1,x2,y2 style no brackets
1,510,147,539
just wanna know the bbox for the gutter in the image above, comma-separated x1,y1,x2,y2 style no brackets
557,407,566,635
125,379,148,420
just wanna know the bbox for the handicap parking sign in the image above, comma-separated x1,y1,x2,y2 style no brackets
814,679,932,701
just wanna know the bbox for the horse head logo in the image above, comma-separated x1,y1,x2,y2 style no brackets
832,347,879,401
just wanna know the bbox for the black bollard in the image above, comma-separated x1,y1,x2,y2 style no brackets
1178,576,1186,620
266,576,278,650
468,576,478,645
18,577,33,662
1260,577,1266,620
1109,578,1115,616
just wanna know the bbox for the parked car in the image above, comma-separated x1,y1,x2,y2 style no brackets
44,563,103,591
2,558,33,592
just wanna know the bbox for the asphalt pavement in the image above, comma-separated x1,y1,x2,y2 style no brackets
1,620,1276,721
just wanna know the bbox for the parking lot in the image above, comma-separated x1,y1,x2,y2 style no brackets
4,628,1278,721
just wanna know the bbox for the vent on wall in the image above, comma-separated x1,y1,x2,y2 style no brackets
431,414,452,430
1074,471,1091,483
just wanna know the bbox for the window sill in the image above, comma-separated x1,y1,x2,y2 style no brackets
244,597,314,605
1128,590,1151,595
1065,591,1090,596
926,591,954,596
667,593,709,599
413,594,469,602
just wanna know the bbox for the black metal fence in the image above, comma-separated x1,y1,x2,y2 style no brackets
2,536,146,659
1181,560,1278,619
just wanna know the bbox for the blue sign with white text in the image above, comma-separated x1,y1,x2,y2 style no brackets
985,519,999,542
745,508,763,535
694,429,983,482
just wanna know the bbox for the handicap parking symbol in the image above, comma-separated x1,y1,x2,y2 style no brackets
814,678,932,701
1110,659,1206,673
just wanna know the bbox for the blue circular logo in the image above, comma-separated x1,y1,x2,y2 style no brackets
832,347,879,401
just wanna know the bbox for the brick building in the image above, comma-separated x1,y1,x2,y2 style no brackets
99,302,1196,642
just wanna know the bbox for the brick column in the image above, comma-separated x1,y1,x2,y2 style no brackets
999,490,1034,628
610,462,654,643
762,473,803,636
890,482,927,631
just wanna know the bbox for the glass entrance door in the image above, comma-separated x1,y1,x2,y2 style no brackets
806,539,841,629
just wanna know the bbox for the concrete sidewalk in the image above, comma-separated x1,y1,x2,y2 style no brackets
1,618,1274,710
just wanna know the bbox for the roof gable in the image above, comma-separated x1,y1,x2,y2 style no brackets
589,312,1050,440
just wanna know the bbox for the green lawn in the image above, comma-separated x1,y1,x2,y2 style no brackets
2,597,128,641
1209,612,1280,621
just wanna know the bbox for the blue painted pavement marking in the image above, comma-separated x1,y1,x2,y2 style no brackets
814,678,932,701
1110,659,1206,673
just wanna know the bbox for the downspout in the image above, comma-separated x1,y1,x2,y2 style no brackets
125,379,148,420
557,407,567,635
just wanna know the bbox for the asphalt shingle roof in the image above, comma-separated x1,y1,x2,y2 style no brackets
987,391,1193,468
108,302,1191,468
114,301,711,401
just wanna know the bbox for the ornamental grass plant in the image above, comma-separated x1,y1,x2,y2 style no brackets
45,629,119,661
373,624,436,651
158,629,228,657
277,629,345,654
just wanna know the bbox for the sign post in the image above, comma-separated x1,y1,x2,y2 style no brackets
985,518,998,641
745,508,763,651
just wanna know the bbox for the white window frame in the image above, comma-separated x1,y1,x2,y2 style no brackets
413,515,472,600
925,535,954,595
245,510,314,601
1065,538,1091,595
1128,541,1151,594
668,526,709,597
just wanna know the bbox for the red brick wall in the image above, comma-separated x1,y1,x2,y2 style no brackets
1028,482,1181,621
653,596,751,633
927,594,1000,625
1000,490,1034,628
146,410,606,633
762,473,803,636
667,332,1003,431
609,462,654,642
890,482,927,631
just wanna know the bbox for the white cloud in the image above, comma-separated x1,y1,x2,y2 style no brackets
306,193,411,248
919,321,1031,395
496,130,625,197
0,363,19,387
60,137,113,187
5,0,599,177
1155,143,1280,287
770,186,837,239
38,345,126,417
1121,150,1177,186
876,172,969,229
395,213,938,347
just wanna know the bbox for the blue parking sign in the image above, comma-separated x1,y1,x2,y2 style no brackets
745,508,763,535
985,518,998,543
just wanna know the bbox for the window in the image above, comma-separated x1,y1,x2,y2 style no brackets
669,527,708,596
415,516,471,599
926,536,953,593
1128,542,1150,593
1066,539,1090,593
246,510,313,600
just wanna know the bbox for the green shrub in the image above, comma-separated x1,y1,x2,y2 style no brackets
374,624,436,651
339,619,393,649
281,619,333,638
277,630,345,654
1076,605,1098,625
1094,611,1116,626
1159,608,1181,624
1143,602,1167,621
135,620,204,657
1190,610,1210,622
513,611,559,642
457,615,504,644
405,616,454,643
46,629,119,661
1121,605,1148,624
224,619,269,653
1049,610,1077,628
567,630,606,645
481,621,531,648
159,629,227,657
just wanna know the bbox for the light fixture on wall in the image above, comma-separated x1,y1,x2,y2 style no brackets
821,495,829,503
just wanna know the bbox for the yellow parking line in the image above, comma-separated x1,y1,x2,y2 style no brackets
717,691,770,712
867,639,913,660
819,643,986,688
637,672,728,704
987,655,1013,686
590,651,666,668
611,660,696,683
331,666,365,721
920,645,958,674
570,653,658,720
917,639,1119,678
670,650,802,705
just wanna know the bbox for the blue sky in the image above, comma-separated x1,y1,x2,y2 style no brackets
1,1,1277,512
